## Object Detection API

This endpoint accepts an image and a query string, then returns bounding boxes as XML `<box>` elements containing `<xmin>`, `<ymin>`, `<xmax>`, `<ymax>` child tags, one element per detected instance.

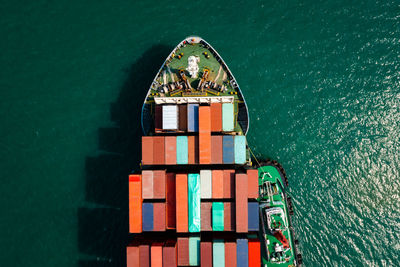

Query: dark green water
<box><xmin>1</xmin><ymin>0</ymin><xmax>399</xmax><ymax>266</ymax></box>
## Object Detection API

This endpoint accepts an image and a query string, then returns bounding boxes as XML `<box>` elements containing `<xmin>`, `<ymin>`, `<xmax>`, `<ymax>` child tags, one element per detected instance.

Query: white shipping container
<box><xmin>162</xmin><ymin>105</ymin><xmax>178</xmax><ymax>130</ymax></box>
<box><xmin>200</xmin><ymin>170</ymin><xmax>212</xmax><ymax>199</ymax></box>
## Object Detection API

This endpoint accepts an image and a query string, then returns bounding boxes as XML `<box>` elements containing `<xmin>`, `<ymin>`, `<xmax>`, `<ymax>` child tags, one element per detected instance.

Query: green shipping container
<box><xmin>213</xmin><ymin>240</ymin><xmax>225</xmax><ymax>266</ymax></box>
<box><xmin>212</xmin><ymin>202</ymin><xmax>224</xmax><ymax>231</ymax></box>
<box><xmin>188</xmin><ymin>173</ymin><xmax>201</xmax><ymax>232</ymax></box>
<box><xmin>222</xmin><ymin>103</ymin><xmax>234</xmax><ymax>132</ymax></box>
<box><xmin>176</xmin><ymin>136</ymin><xmax>188</xmax><ymax>164</ymax></box>
<box><xmin>234</xmin><ymin>135</ymin><xmax>246</xmax><ymax>164</ymax></box>
<box><xmin>189</xmin><ymin>236</ymin><xmax>201</xmax><ymax>266</ymax></box>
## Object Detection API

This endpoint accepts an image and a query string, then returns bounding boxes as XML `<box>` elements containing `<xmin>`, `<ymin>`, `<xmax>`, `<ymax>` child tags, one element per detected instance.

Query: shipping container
<box><xmin>139</xmin><ymin>244</ymin><xmax>150</xmax><ymax>267</ymax></box>
<box><xmin>212</xmin><ymin>202</ymin><xmax>224</xmax><ymax>231</ymax></box>
<box><xmin>210</xmin><ymin>103</ymin><xmax>222</xmax><ymax>132</ymax></box>
<box><xmin>201</xmin><ymin>202</ymin><xmax>212</xmax><ymax>231</ymax></box>
<box><xmin>223</xmin><ymin>136</ymin><xmax>234</xmax><ymax>164</ymax></box>
<box><xmin>188</xmin><ymin>173</ymin><xmax>201</xmax><ymax>232</ymax></box>
<box><xmin>199</xmin><ymin>132</ymin><xmax>211</xmax><ymax>164</ymax></box>
<box><xmin>142</xmin><ymin>203</ymin><xmax>154</xmax><ymax>231</ymax></box>
<box><xmin>199</xmin><ymin>106</ymin><xmax>211</xmax><ymax>132</ymax></box>
<box><xmin>155</xmin><ymin>105</ymin><xmax>162</xmax><ymax>132</ymax></box>
<box><xmin>248</xmin><ymin>239</ymin><xmax>261</xmax><ymax>267</ymax></box>
<box><xmin>189</xmin><ymin>236</ymin><xmax>201</xmax><ymax>266</ymax></box>
<box><xmin>187</xmin><ymin>136</ymin><xmax>199</xmax><ymax>164</ymax></box>
<box><xmin>222</xmin><ymin>103</ymin><xmax>234</xmax><ymax>132</ymax></box>
<box><xmin>177</xmin><ymin>237</ymin><xmax>189</xmax><ymax>266</ymax></box>
<box><xmin>151</xmin><ymin>243</ymin><xmax>163</xmax><ymax>267</ymax></box>
<box><xmin>246</xmin><ymin>169</ymin><xmax>259</xmax><ymax>199</ymax></box>
<box><xmin>212</xmin><ymin>170</ymin><xmax>224</xmax><ymax>199</ymax></box>
<box><xmin>166</xmin><ymin>173</ymin><xmax>176</xmax><ymax>229</ymax></box>
<box><xmin>176</xmin><ymin>136</ymin><xmax>188</xmax><ymax>164</ymax></box>
<box><xmin>234</xmin><ymin>135</ymin><xmax>246</xmax><ymax>164</ymax></box>
<box><xmin>187</xmin><ymin>104</ymin><xmax>199</xmax><ymax>132</ymax></box>
<box><xmin>235</xmin><ymin>174</ymin><xmax>248</xmax><ymax>233</ymax></box>
<box><xmin>127</xmin><ymin>245</ymin><xmax>139</xmax><ymax>267</ymax></box>
<box><xmin>162</xmin><ymin>105</ymin><xmax>178</xmax><ymax>130</ymax></box>
<box><xmin>248</xmin><ymin>202</ymin><xmax>259</xmax><ymax>232</ymax></box>
<box><xmin>200</xmin><ymin>241</ymin><xmax>213</xmax><ymax>267</ymax></box>
<box><xmin>211</xmin><ymin>135</ymin><xmax>223</xmax><ymax>164</ymax></box>
<box><xmin>200</xmin><ymin>170</ymin><xmax>212</xmax><ymax>199</ymax></box>
<box><xmin>225</xmin><ymin>241</ymin><xmax>237</xmax><ymax>267</ymax></box>
<box><xmin>153</xmin><ymin>203</ymin><xmax>166</xmax><ymax>231</ymax></box>
<box><xmin>153</xmin><ymin>136</ymin><xmax>165</xmax><ymax>165</ymax></box>
<box><xmin>236</xmin><ymin>239</ymin><xmax>248</xmax><ymax>267</ymax></box>
<box><xmin>142</xmin><ymin>171</ymin><xmax>153</xmax><ymax>199</ymax></box>
<box><xmin>142</xmin><ymin>137</ymin><xmax>153</xmax><ymax>165</ymax></box>
<box><xmin>213</xmin><ymin>240</ymin><xmax>225</xmax><ymax>266</ymax></box>
<box><xmin>153</xmin><ymin>170</ymin><xmax>166</xmax><ymax>199</ymax></box>
<box><xmin>129</xmin><ymin>175</ymin><xmax>142</xmax><ymax>233</ymax></box>
<box><xmin>165</xmin><ymin>136</ymin><xmax>177</xmax><ymax>165</ymax></box>
<box><xmin>223</xmin><ymin>169</ymin><xmax>235</xmax><ymax>198</ymax></box>
<box><xmin>179</xmin><ymin>104</ymin><xmax>188</xmax><ymax>131</ymax></box>
<box><xmin>176</xmin><ymin>174</ymin><xmax>188</xmax><ymax>232</ymax></box>
<box><xmin>224</xmin><ymin>202</ymin><xmax>235</xmax><ymax>231</ymax></box>
<box><xmin>163</xmin><ymin>241</ymin><xmax>177</xmax><ymax>267</ymax></box>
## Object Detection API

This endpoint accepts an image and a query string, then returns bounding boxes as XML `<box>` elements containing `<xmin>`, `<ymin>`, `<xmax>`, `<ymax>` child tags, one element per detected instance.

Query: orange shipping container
<box><xmin>247</xmin><ymin>169</ymin><xmax>259</xmax><ymax>199</ymax></box>
<box><xmin>129</xmin><ymin>174</ymin><xmax>142</xmax><ymax>233</ymax></box>
<box><xmin>176</xmin><ymin>174</ymin><xmax>188</xmax><ymax>232</ymax></box>
<box><xmin>127</xmin><ymin>245</ymin><xmax>139</xmax><ymax>267</ymax></box>
<box><xmin>210</xmin><ymin>103</ymin><xmax>222</xmax><ymax>132</ymax></box>
<box><xmin>165</xmin><ymin>136</ymin><xmax>177</xmax><ymax>165</ymax></box>
<box><xmin>153</xmin><ymin>136</ymin><xmax>165</xmax><ymax>164</ymax></box>
<box><xmin>212</xmin><ymin>170</ymin><xmax>224</xmax><ymax>199</ymax></box>
<box><xmin>188</xmin><ymin>136</ymin><xmax>199</xmax><ymax>164</ymax></box>
<box><xmin>248</xmin><ymin>239</ymin><xmax>261</xmax><ymax>267</ymax></box>
<box><xmin>151</xmin><ymin>243</ymin><xmax>163</xmax><ymax>267</ymax></box>
<box><xmin>153</xmin><ymin>170</ymin><xmax>166</xmax><ymax>199</ymax></box>
<box><xmin>142</xmin><ymin>137</ymin><xmax>153</xmax><ymax>165</ymax></box>
<box><xmin>199</xmin><ymin>106</ymin><xmax>211</xmax><ymax>164</ymax></box>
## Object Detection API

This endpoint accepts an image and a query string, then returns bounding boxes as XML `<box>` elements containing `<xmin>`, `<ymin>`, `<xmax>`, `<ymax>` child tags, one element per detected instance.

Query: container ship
<box><xmin>127</xmin><ymin>36</ymin><xmax>302</xmax><ymax>266</ymax></box>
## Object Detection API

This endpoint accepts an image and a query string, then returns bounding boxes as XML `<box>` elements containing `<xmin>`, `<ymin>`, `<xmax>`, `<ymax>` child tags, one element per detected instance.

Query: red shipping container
<box><xmin>176</xmin><ymin>174</ymin><xmax>188</xmax><ymax>232</ymax></box>
<box><xmin>212</xmin><ymin>170</ymin><xmax>224</xmax><ymax>199</ymax></box>
<box><xmin>139</xmin><ymin>244</ymin><xmax>150</xmax><ymax>267</ymax></box>
<box><xmin>224</xmin><ymin>202</ymin><xmax>235</xmax><ymax>231</ymax></box>
<box><xmin>211</xmin><ymin>135</ymin><xmax>223</xmax><ymax>164</ymax></box>
<box><xmin>188</xmin><ymin>136</ymin><xmax>199</xmax><ymax>164</ymax></box>
<box><xmin>153</xmin><ymin>170</ymin><xmax>166</xmax><ymax>199</ymax></box>
<box><xmin>127</xmin><ymin>245</ymin><xmax>139</xmax><ymax>267</ymax></box>
<box><xmin>199</xmin><ymin>106</ymin><xmax>211</xmax><ymax>164</ymax></box>
<box><xmin>163</xmin><ymin>241</ymin><xmax>177</xmax><ymax>267</ymax></box>
<box><xmin>200</xmin><ymin>241</ymin><xmax>212</xmax><ymax>267</ymax></box>
<box><xmin>201</xmin><ymin>202</ymin><xmax>212</xmax><ymax>231</ymax></box>
<box><xmin>165</xmin><ymin>136</ymin><xmax>177</xmax><ymax>165</ymax></box>
<box><xmin>166</xmin><ymin>173</ymin><xmax>176</xmax><ymax>229</ymax></box>
<box><xmin>142</xmin><ymin>171</ymin><xmax>153</xmax><ymax>199</ymax></box>
<box><xmin>142</xmin><ymin>137</ymin><xmax>153</xmax><ymax>165</ymax></box>
<box><xmin>210</xmin><ymin>103</ymin><xmax>222</xmax><ymax>132</ymax></box>
<box><xmin>155</xmin><ymin>105</ymin><xmax>162</xmax><ymax>132</ymax></box>
<box><xmin>248</xmin><ymin>239</ymin><xmax>261</xmax><ymax>267</ymax></box>
<box><xmin>153</xmin><ymin>136</ymin><xmax>165</xmax><ymax>164</ymax></box>
<box><xmin>247</xmin><ymin>169</ymin><xmax>259</xmax><ymax>199</ymax></box>
<box><xmin>235</xmin><ymin>173</ymin><xmax>248</xmax><ymax>232</ymax></box>
<box><xmin>129</xmin><ymin>175</ymin><xmax>142</xmax><ymax>233</ymax></box>
<box><xmin>151</xmin><ymin>243</ymin><xmax>163</xmax><ymax>267</ymax></box>
<box><xmin>225</xmin><ymin>241</ymin><xmax>237</xmax><ymax>267</ymax></box>
<box><xmin>177</xmin><ymin>237</ymin><xmax>190</xmax><ymax>266</ymax></box>
<box><xmin>223</xmin><ymin>169</ymin><xmax>235</xmax><ymax>199</ymax></box>
<box><xmin>179</xmin><ymin>104</ymin><xmax>187</xmax><ymax>131</ymax></box>
<box><xmin>153</xmin><ymin>203</ymin><xmax>166</xmax><ymax>231</ymax></box>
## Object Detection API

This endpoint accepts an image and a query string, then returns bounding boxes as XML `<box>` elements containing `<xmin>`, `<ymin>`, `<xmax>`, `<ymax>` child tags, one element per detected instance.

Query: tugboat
<box><xmin>258</xmin><ymin>161</ymin><xmax>303</xmax><ymax>266</ymax></box>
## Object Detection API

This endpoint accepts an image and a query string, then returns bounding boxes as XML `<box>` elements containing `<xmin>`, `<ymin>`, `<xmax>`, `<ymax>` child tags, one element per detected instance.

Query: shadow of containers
<box><xmin>78</xmin><ymin>44</ymin><xmax>173</xmax><ymax>266</ymax></box>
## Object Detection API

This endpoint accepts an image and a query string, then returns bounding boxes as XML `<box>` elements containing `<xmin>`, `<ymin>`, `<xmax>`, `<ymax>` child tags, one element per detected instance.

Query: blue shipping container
<box><xmin>176</xmin><ymin>136</ymin><xmax>188</xmax><ymax>164</ymax></box>
<box><xmin>189</xmin><ymin>236</ymin><xmax>200</xmax><ymax>266</ymax></box>
<box><xmin>237</xmin><ymin>239</ymin><xmax>248</xmax><ymax>267</ymax></box>
<box><xmin>142</xmin><ymin>203</ymin><xmax>153</xmax><ymax>231</ymax></box>
<box><xmin>187</xmin><ymin>104</ymin><xmax>199</xmax><ymax>132</ymax></box>
<box><xmin>213</xmin><ymin>240</ymin><xmax>225</xmax><ymax>266</ymax></box>
<box><xmin>234</xmin><ymin>135</ymin><xmax>246</xmax><ymax>164</ymax></box>
<box><xmin>248</xmin><ymin>202</ymin><xmax>259</xmax><ymax>231</ymax></box>
<box><xmin>223</xmin><ymin>136</ymin><xmax>234</xmax><ymax>164</ymax></box>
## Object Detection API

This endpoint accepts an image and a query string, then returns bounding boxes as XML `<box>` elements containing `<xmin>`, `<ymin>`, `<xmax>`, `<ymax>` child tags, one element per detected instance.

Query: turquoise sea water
<box><xmin>0</xmin><ymin>0</ymin><xmax>399</xmax><ymax>266</ymax></box>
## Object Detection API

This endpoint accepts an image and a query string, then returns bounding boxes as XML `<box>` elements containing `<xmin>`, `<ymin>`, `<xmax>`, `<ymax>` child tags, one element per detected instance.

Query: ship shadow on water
<box><xmin>78</xmin><ymin>44</ymin><xmax>173</xmax><ymax>267</ymax></box>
